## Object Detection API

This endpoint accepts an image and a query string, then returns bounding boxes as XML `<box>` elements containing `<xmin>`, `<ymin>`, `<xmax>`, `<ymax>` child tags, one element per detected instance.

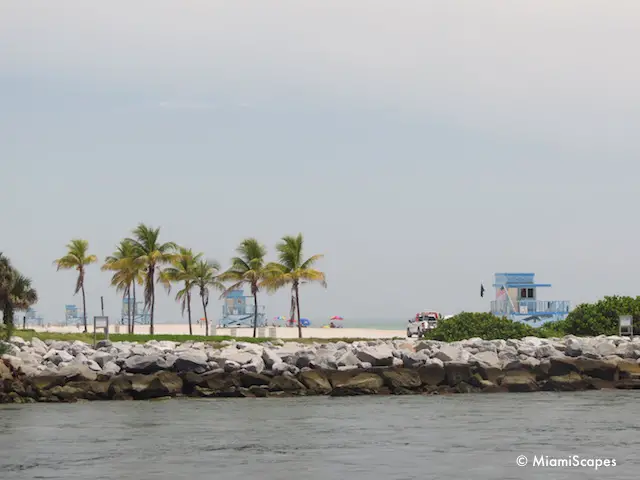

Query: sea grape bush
<box><xmin>425</xmin><ymin>312</ymin><xmax>538</xmax><ymax>342</ymax></box>
<box><xmin>425</xmin><ymin>296</ymin><xmax>640</xmax><ymax>341</ymax></box>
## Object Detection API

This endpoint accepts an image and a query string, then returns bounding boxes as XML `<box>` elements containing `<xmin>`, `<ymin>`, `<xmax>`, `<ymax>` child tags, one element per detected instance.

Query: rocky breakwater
<box><xmin>2</xmin><ymin>335</ymin><xmax>640</xmax><ymax>403</ymax></box>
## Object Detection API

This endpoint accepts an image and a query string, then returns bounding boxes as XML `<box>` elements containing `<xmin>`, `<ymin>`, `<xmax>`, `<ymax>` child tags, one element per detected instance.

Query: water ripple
<box><xmin>1</xmin><ymin>391</ymin><xmax>640</xmax><ymax>479</ymax></box>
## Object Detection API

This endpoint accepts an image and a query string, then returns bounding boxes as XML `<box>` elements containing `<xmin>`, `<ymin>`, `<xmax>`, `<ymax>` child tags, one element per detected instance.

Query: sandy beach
<box><xmin>30</xmin><ymin>323</ymin><xmax>407</xmax><ymax>339</ymax></box>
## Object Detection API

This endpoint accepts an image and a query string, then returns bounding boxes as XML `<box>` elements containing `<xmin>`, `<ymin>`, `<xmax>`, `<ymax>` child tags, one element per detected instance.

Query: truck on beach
<box><xmin>407</xmin><ymin>311</ymin><xmax>442</xmax><ymax>338</ymax></box>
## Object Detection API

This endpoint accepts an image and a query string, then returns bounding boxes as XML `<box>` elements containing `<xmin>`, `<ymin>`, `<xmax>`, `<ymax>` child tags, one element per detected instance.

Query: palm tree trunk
<box><xmin>81</xmin><ymin>283</ymin><xmax>88</xmax><ymax>333</ymax></box>
<box><xmin>253</xmin><ymin>291</ymin><xmax>258</xmax><ymax>338</ymax></box>
<box><xmin>187</xmin><ymin>290</ymin><xmax>193</xmax><ymax>336</ymax></box>
<box><xmin>149</xmin><ymin>267</ymin><xmax>155</xmax><ymax>335</ymax></box>
<box><xmin>295</xmin><ymin>282</ymin><xmax>302</xmax><ymax>339</ymax></box>
<box><xmin>289</xmin><ymin>288</ymin><xmax>296</xmax><ymax>327</ymax></box>
<box><xmin>132</xmin><ymin>283</ymin><xmax>136</xmax><ymax>334</ymax></box>
<box><xmin>150</xmin><ymin>289</ymin><xmax>155</xmax><ymax>335</ymax></box>
<box><xmin>3</xmin><ymin>306</ymin><xmax>14</xmax><ymax>340</ymax></box>
<box><xmin>127</xmin><ymin>283</ymin><xmax>132</xmax><ymax>334</ymax></box>
<box><xmin>202</xmin><ymin>294</ymin><xmax>209</xmax><ymax>337</ymax></box>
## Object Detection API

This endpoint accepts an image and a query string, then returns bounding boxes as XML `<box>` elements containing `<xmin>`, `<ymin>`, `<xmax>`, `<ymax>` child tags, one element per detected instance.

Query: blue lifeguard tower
<box><xmin>219</xmin><ymin>289</ymin><xmax>267</xmax><ymax>327</ymax></box>
<box><xmin>490</xmin><ymin>273</ymin><xmax>570</xmax><ymax>324</ymax></box>
<box><xmin>121</xmin><ymin>297</ymin><xmax>151</xmax><ymax>325</ymax></box>
<box><xmin>64</xmin><ymin>304</ymin><xmax>83</xmax><ymax>325</ymax></box>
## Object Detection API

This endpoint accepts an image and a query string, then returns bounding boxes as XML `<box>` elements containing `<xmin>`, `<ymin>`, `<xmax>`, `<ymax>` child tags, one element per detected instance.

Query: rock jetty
<box><xmin>2</xmin><ymin>335</ymin><xmax>640</xmax><ymax>403</ymax></box>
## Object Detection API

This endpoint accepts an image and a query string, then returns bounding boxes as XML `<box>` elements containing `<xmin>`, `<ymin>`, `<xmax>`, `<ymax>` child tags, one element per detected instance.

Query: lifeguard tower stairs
<box><xmin>490</xmin><ymin>273</ymin><xmax>570</xmax><ymax>324</ymax></box>
<box><xmin>219</xmin><ymin>289</ymin><xmax>266</xmax><ymax>327</ymax></box>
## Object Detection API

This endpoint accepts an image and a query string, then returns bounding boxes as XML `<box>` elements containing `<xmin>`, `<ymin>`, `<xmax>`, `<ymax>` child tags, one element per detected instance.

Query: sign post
<box><xmin>93</xmin><ymin>315</ymin><xmax>109</xmax><ymax>347</ymax></box>
<box><xmin>619</xmin><ymin>315</ymin><xmax>633</xmax><ymax>338</ymax></box>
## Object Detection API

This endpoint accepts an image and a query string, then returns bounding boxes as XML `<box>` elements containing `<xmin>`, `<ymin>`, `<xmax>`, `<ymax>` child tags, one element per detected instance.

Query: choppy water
<box><xmin>1</xmin><ymin>391</ymin><xmax>639</xmax><ymax>480</ymax></box>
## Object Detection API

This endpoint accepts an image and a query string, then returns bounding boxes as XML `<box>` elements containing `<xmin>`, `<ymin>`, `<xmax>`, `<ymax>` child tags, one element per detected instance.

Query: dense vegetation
<box><xmin>424</xmin><ymin>296</ymin><xmax>640</xmax><ymax>342</ymax></box>
<box><xmin>425</xmin><ymin>312</ymin><xmax>538</xmax><ymax>342</ymax></box>
<box><xmin>547</xmin><ymin>295</ymin><xmax>640</xmax><ymax>336</ymax></box>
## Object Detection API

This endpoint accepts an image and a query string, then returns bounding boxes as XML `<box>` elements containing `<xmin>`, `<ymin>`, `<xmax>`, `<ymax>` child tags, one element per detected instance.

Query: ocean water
<box><xmin>1</xmin><ymin>391</ymin><xmax>639</xmax><ymax>480</ymax></box>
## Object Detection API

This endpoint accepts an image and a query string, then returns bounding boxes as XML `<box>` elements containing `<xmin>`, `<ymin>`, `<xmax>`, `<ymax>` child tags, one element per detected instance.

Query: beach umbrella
<box><xmin>330</xmin><ymin>316</ymin><xmax>344</xmax><ymax>320</ymax></box>
<box><xmin>300</xmin><ymin>318</ymin><xmax>311</xmax><ymax>327</ymax></box>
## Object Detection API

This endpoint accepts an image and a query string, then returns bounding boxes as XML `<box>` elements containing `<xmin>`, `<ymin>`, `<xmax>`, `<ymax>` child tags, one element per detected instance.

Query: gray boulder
<box><xmin>595</xmin><ymin>341</ymin><xmax>617</xmax><ymax>357</ymax></box>
<box><xmin>30</xmin><ymin>337</ymin><xmax>48</xmax><ymax>355</ymax></box>
<box><xmin>223</xmin><ymin>360</ymin><xmax>242</xmax><ymax>372</ymax></box>
<box><xmin>471</xmin><ymin>351</ymin><xmax>501</xmax><ymax>369</ymax></box>
<box><xmin>43</xmin><ymin>349</ymin><xmax>74</xmax><ymax>365</ymax></box>
<box><xmin>401</xmin><ymin>351</ymin><xmax>429</xmax><ymax>368</ymax></box>
<box><xmin>261</xmin><ymin>348</ymin><xmax>281</xmax><ymax>368</ymax></box>
<box><xmin>242</xmin><ymin>357</ymin><xmax>265</xmax><ymax>374</ymax></box>
<box><xmin>564</xmin><ymin>338</ymin><xmax>583</xmax><ymax>357</ymax></box>
<box><xmin>2</xmin><ymin>355</ymin><xmax>23</xmax><ymax>371</ymax></box>
<box><xmin>57</xmin><ymin>364</ymin><xmax>98</xmax><ymax>382</ymax></box>
<box><xmin>91</xmin><ymin>351</ymin><xmax>114</xmax><ymax>368</ymax></box>
<box><xmin>17</xmin><ymin>351</ymin><xmax>42</xmax><ymax>365</ymax></box>
<box><xmin>535</xmin><ymin>345</ymin><xmax>561</xmax><ymax>358</ymax></box>
<box><xmin>222</xmin><ymin>351</ymin><xmax>256</xmax><ymax>366</ymax></box>
<box><xmin>9</xmin><ymin>336</ymin><xmax>27</xmax><ymax>347</ymax></box>
<box><xmin>356</xmin><ymin>345</ymin><xmax>395</xmax><ymax>366</ymax></box>
<box><xmin>271</xmin><ymin>362</ymin><xmax>289</xmax><ymax>374</ymax></box>
<box><xmin>124</xmin><ymin>354</ymin><xmax>171</xmax><ymax>374</ymax></box>
<box><xmin>433</xmin><ymin>345</ymin><xmax>470</xmax><ymax>363</ymax></box>
<box><xmin>49</xmin><ymin>341</ymin><xmax>71</xmax><ymax>351</ymax></box>
<box><xmin>336</xmin><ymin>351</ymin><xmax>360</xmax><ymax>367</ymax></box>
<box><xmin>173</xmin><ymin>351</ymin><xmax>209</xmax><ymax>373</ymax></box>
<box><xmin>613</xmin><ymin>343</ymin><xmax>640</xmax><ymax>359</ymax></box>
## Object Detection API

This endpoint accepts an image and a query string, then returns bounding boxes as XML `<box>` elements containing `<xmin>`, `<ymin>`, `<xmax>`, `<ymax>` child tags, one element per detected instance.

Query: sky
<box><xmin>1</xmin><ymin>1</ymin><xmax>640</xmax><ymax>326</ymax></box>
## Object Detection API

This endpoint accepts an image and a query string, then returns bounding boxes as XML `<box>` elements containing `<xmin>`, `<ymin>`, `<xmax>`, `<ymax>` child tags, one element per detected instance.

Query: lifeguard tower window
<box><xmin>520</xmin><ymin>288</ymin><xmax>535</xmax><ymax>298</ymax></box>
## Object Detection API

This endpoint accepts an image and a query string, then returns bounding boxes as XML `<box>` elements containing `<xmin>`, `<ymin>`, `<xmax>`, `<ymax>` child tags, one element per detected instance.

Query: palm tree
<box><xmin>102</xmin><ymin>240</ymin><xmax>145</xmax><ymax>334</ymax></box>
<box><xmin>265</xmin><ymin>234</ymin><xmax>326</xmax><ymax>338</ymax></box>
<box><xmin>1</xmin><ymin>253</ymin><xmax>38</xmax><ymax>339</ymax></box>
<box><xmin>220</xmin><ymin>238</ymin><xmax>268</xmax><ymax>338</ymax></box>
<box><xmin>0</xmin><ymin>253</ymin><xmax>12</xmax><ymax>314</ymax></box>
<box><xmin>192</xmin><ymin>259</ymin><xmax>225</xmax><ymax>336</ymax></box>
<box><xmin>3</xmin><ymin>273</ymin><xmax>38</xmax><ymax>335</ymax></box>
<box><xmin>54</xmin><ymin>239</ymin><xmax>97</xmax><ymax>333</ymax></box>
<box><xmin>126</xmin><ymin>224</ymin><xmax>177</xmax><ymax>335</ymax></box>
<box><xmin>159</xmin><ymin>247</ymin><xmax>202</xmax><ymax>335</ymax></box>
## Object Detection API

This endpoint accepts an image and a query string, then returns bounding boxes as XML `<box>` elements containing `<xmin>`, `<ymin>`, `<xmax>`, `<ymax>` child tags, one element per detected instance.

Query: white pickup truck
<box><xmin>407</xmin><ymin>311</ymin><xmax>442</xmax><ymax>338</ymax></box>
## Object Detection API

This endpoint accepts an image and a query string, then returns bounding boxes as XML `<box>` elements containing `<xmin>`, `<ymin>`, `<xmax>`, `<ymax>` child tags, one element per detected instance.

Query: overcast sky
<box><xmin>1</xmin><ymin>1</ymin><xmax>639</xmax><ymax>326</ymax></box>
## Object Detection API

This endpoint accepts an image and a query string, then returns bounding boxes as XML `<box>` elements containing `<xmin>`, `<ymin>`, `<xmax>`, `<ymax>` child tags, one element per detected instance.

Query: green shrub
<box><xmin>0</xmin><ymin>341</ymin><xmax>9</xmax><ymax>356</ymax></box>
<box><xmin>561</xmin><ymin>295</ymin><xmax>640</xmax><ymax>336</ymax></box>
<box><xmin>425</xmin><ymin>312</ymin><xmax>538</xmax><ymax>342</ymax></box>
<box><xmin>536</xmin><ymin>319</ymin><xmax>568</xmax><ymax>338</ymax></box>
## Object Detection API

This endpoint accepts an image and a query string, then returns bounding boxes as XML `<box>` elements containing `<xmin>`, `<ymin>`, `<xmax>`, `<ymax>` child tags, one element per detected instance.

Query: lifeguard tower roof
<box><xmin>490</xmin><ymin>272</ymin><xmax>570</xmax><ymax>324</ymax></box>
<box><xmin>493</xmin><ymin>273</ymin><xmax>551</xmax><ymax>288</ymax></box>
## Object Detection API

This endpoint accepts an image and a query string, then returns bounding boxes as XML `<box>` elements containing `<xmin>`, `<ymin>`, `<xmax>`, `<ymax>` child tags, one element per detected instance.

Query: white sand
<box><xmin>30</xmin><ymin>323</ymin><xmax>406</xmax><ymax>339</ymax></box>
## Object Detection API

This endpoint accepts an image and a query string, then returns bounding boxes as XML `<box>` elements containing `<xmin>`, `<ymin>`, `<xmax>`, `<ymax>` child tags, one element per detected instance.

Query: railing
<box><xmin>222</xmin><ymin>304</ymin><xmax>266</xmax><ymax>316</ymax></box>
<box><xmin>491</xmin><ymin>300</ymin><xmax>571</xmax><ymax>316</ymax></box>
